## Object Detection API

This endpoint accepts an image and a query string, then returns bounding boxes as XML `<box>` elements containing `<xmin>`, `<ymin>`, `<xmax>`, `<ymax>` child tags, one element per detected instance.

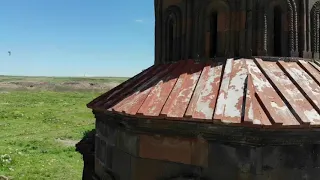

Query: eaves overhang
<box><xmin>88</xmin><ymin>57</ymin><xmax>320</xmax><ymax>129</ymax></box>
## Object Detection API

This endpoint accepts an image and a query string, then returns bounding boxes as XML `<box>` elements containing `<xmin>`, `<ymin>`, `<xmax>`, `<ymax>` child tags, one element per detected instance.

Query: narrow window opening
<box><xmin>168</xmin><ymin>19</ymin><xmax>174</xmax><ymax>61</ymax></box>
<box><xmin>311</xmin><ymin>11</ymin><xmax>315</xmax><ymax>53</ymax></box>
<box><xmin>210</xmin><ymin>12</ymin><xmax>218</xmax><ymax>58</ymax></box>
<box><xmin>316</xmin><ymin>10</ymin><xmax>320</xmax><ymax>53</ymax></box>
<box><xmin>273</xmin><ymin>6</ymin><xmax>282</xmax><ymax>56</ymax></box>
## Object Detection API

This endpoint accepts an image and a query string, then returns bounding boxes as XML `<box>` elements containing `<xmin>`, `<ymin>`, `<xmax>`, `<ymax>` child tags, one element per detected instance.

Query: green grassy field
<box><xmin>0</xmin><ymin>75</ymin><xmax>128</xmax><ymax>83</ymax></box>
<box><xmin>0</xmin><ymin>76</ymin><xmax>127</xmax><ymax>180</ymax></box>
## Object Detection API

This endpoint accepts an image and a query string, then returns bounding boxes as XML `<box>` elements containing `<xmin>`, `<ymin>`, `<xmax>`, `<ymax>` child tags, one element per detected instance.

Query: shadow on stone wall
<box><xmin>76</xmin><ymin>129</ymin><xmax>96</xmax><ymax>180</ymax></box>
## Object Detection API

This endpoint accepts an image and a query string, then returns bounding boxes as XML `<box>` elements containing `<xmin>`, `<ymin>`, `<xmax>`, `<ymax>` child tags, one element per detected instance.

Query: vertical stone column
<box><xmin>179</xmin><ymin>3</ymin><xmax>185</xmax><ymax>61</ymax></box>
<box><xmin>182</xmin><ymin>5</ymin><xmax>186</xmax><ymax>60</ymax></box>
<box><xmin>286</xmin><ymin>0</ymin><xmax>295</xmax><ymax>57</ymax></box>
<box><xmin>315</xmin><ymin>12</ymin><xmax>320</xmax><ymax>59</ymax></box>
<box><xmin>199</xmin><ymin>5</ymin><xmax>207</xmax><ymax>60</ymax></box>
<box><xmin>257</xmin><ymin>6</ymin><xmax>267</xmax><ymax>56</ymax></box>
<box><xmin>219</xmin><ymin>11</ymin><xmax>231</xmax><ymax>57</ymax></box>
<box><xmin>154</xmin><ymin>0</ymin><xmax>162</xmax><ymax>64</ymax></box>
<box><xmin>303</xmin><ymin>0</ymin><xmax>312</xmax><ymax>58</ymax></box>
<box><xmin>154</xmin><ymin>1</ymin><xmax>158</xmax><ymax>64</ymax></box>
<box><xmin>292</xmin><ymin>0</ymin><xmax>299</xmax><ymax>56</ymax></box>
<box><xmin>176</xmin><ymin>9</ymin><xmax>182</xmax><ymax>62</ymax></box>
<box><xmin>264</xmin><ymin>13</ymin><xmax>268</xmax><ymax>55</ymax></box>
<box><xmin>287</xmin><ymin>0</ymin><xmax>299</xmax><ymax>57</ymax></box>
<box><xmin>308</xmin><ymin>2</ymin><xmax>312</xmax><ymax>59</ymax></box>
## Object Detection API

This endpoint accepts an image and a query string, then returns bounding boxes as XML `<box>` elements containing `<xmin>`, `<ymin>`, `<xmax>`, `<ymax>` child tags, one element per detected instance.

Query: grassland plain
<box><xmin>0</xmin><ymin>76</ymin><xmax>127</xmax><ymax>180</ymax></box>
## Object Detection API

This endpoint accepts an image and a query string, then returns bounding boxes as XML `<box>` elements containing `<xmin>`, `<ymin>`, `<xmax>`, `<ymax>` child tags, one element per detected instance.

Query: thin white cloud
<box><xmin>134</xmin><ymin>19</ymin><xmax>144</xmax><ymax>23</ymax></box>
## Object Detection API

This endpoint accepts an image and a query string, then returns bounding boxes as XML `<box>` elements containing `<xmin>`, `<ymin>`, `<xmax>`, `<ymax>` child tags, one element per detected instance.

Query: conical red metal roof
<box><xmin>87</xmin><ymin>58</ymin><xmax>320</xmax><ymax>128</ymax></box>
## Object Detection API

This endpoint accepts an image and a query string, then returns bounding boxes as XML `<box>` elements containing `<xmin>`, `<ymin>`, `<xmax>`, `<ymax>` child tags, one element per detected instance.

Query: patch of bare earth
<box><xmin>0</xmin><ymin>80</ymin><xmax>120</xmax><ymax>92</ymax></box>
<box><xmin>0</xmin><ymin>175</ymin><xmax>11</xmax><ymax>180</ymax></box>
<box><xmin>56</xmin><ymin>138</ymin><xmax>79</xmax><ymax>147</ymax></box>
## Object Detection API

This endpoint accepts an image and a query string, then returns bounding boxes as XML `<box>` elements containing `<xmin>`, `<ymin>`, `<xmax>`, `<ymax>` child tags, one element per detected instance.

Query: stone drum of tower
<box><xmin>154</xmin><ymin>0</ymin><xmax>320</xmax><ymax>64</ymax></box>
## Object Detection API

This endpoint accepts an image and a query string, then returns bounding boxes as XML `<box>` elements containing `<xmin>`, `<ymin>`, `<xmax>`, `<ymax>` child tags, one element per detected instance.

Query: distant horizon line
<box><xmin>0</xmin><ymin>74</ymin><xmax>129</xmax><ymax>78</ymax></box>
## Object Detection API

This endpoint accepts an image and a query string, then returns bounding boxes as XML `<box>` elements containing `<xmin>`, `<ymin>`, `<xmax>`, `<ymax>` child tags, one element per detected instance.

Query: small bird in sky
<box><xmin>8</xmin><ymin>51</ymin><xmax>11</xmax><ymax>56</ymax></box>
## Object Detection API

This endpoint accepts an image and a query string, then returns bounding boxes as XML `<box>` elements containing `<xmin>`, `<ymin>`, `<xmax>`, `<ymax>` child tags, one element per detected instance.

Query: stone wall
<box><xmin>94</xmin><ymin>116</ymin><xmax>320</xmax><ymax>180</ymax></box>
<box><xmin>154</xmin><ymin>0</ymin><xmax>320</xmax><ymax>64</ymax></box>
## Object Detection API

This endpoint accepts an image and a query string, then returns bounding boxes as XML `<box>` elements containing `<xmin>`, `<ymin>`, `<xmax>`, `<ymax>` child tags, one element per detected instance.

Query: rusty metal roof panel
<box><xmin>185</xmin><ymin>61</ymin><xmax>223</xmax><ymax>121</ymax></box>
<box><xmin>88</xmin><ymin>58</ymin><xmax>320</xmax><ymax>128</ymax></box>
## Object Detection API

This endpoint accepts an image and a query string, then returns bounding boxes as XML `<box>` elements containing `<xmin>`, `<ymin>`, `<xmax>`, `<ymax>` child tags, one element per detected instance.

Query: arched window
<box><xmin>203</xmin><ymin>1</ymin><xmax>230</xmax><ymax>59</ymax></box>
<box><xmin>273</xmin><ymin>6</ymin><xmax>282</xmax><ymax>56</ymax></box>
<box><xmin>163</xmin><ymin>6</ymin><xmax>182</xmax><ymax>63</ymax></box>
<box><xmin>209</xmin><ymin>12</ymin><xmax>218</xmax><ymax>58</ymax></box>
<box><xmin>264</xmin><ymin>0</ymin><xmax>292</xmax><ymax>57</ymax></box>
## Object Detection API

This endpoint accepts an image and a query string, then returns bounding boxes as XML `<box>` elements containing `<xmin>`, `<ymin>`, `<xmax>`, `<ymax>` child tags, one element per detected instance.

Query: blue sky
<box><xmin>0</xmin><ymin>0</ymin><xmax>154</xmax><ymax>77</ymax></box>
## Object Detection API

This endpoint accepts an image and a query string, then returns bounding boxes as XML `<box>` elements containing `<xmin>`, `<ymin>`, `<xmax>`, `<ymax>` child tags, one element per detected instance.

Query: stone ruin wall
<box><xmin>93</xmin><ymin>116</ymin><xmax>320</xmax><ymax>180</ymax></box>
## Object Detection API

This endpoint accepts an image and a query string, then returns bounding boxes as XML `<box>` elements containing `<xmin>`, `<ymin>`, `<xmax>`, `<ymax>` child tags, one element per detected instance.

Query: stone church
<box><xmin>77</xmin><ymin>0</ymin><xmax>320</xmax><ymax>180</ymax></box>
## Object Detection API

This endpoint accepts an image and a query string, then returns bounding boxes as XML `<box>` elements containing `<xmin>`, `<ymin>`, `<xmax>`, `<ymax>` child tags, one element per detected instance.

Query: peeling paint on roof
<box><xmin>88</xmin><ymin>58</ymin><xmax>320</xmax><ymax>128</ymax></box>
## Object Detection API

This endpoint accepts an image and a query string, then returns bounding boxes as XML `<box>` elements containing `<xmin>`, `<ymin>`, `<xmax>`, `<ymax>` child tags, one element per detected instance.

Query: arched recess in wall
<box><xmin>266</xmin><ymin>0</ymin><xmax>291</xmax><ymax>57</ymax></box>
<box><xmin>163</xmin><ymin>6</ymin><xmax>182</xmax><ymax>63</ymax></box>
<box><xmin>196</xmin><ymin>0</ymin><xmax>230</xmax><ymax>59</ymax></box>
<box><xmin>206</xmin><ymin>1</ymin><xmax>230</xmax><ymax>58</ymax></box>
<box><xmin>311</xmin><ymin>1</ymin><xmax>320</xmax><ymax>58</ymax></box>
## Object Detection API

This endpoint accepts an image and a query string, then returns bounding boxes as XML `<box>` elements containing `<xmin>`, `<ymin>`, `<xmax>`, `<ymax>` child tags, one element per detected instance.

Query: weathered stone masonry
<box><xmin>154</xmin><ymin>0</ymin><xmax>320</xmax><ymax>64</ymax></box>
<box><xmin>93</xmin><ymin>113</ymin><xmax>320</xmax><ymax>180</ymax></box>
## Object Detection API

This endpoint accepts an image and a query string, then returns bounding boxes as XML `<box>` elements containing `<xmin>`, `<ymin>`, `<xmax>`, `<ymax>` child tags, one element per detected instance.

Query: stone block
<box><xmin>130</xmin><ymin>156</ymin><xmax>199</xmax><ymax>180</ymax></box>
<box><xmin>138</xmin><ymin>134</ymin><xmax>208</xmax><ymax>167</ymax></box>
<box><xmin>303</xmin><ymin>51</ymin><xmax>312</xmax><ymax>58</ymax></box>
<box><xmin>290</xmin><ymin>51</ymin><xmax>300</xmax><ymax>57</ymax></box>
<box><xmin>116</xmin><ymin>130</ymin><xmax>139</xmax><ymax>156</ymax></box>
